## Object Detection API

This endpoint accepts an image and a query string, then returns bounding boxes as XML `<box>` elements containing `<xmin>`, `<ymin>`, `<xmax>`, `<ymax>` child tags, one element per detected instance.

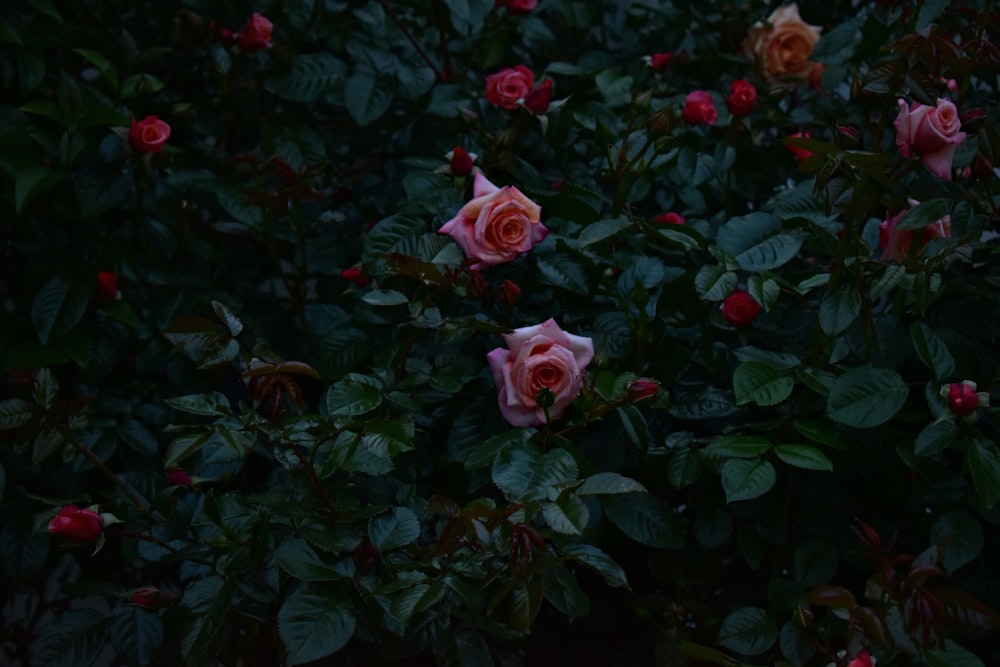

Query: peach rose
<box><xmin>744</xmin><ymin>4</ymin><xmax>822</xmax><ymax>83</ymax></box>
<box><xmin>893</xmin><ymin>98</ymin><xmax>967</xmax><ymax>180</ymax></box>
<box><xmin>439</xmin><ymin>172</ymin><xmax>547</xmax><ymax>268</ymax></box>
<box><xmin>487</xmin><ymin>319</ymin><xmax>594</xmax><ymax>427</ymax></box>
<box><xmin>879</xmin><ymin>199</ymin><xmax>951</xmax><ymax>261</ymax></box>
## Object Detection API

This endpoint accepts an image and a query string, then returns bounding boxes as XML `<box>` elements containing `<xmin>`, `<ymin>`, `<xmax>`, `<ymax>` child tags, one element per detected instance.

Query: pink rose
<box><xmin>523</xmin><ymin>79</ymin><xmax>553</xmax><ymax>114</ymax></box>
<box><xmin>487</xmin><ymin>319</ymin><xmax>594</xmax><ymax>426</ymax></box>
<box><xmin>439</xmin><ymin>171</ymin><xmax>547</xmax><ymax>268</ymax></box>
<box><xmin>485</xmin><ymin>66</ymin><xmax>536</xmax><ymax>110</ymax></box>
<box><xmin>236</xmin><ymin>13</ymin><xmax>273</xmax><ymax>53</ymax></box>
<box><xmin>894</xmin><ymin>98</ymin><xmax>967</xmax><ymax>180</ymax></box>
<box><xmin>48</xmin><ymin>505</ymin><xmax>104</xmax><ymax>542</ymax></box>
<box><xmin>879</xmin><ymin>199</ymin><xmax>951</xmax><ymax>261</ymax></box>
<box><xmin>682</xmin><ymin>91</ymin><xmax>717</xmax><ymax>126</ymax></box>
<box><xmin>846</xmin><ymin>650</ymin><xmax>872</xmax><ymax>667</ymax></box>
<box><xmin>128</xmin><ymin>115</ymin><xmax>170</xmax><ymax>154</ymax></box>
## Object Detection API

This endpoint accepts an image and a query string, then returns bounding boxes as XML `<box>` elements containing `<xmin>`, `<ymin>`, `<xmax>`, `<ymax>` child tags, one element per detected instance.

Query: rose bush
<box><xmin>3</xmin><ymin>0</ymin><xmax>1000</xmax><ymax>665</ymax></box>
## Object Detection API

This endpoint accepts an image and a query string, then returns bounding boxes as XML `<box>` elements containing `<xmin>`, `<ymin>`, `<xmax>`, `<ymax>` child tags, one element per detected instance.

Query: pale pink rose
<box><xmin>439</xmin><ymin>171</ymin><xmax>547</xmax><ymax>268</ymax></box>
<box><xmin>487</xmin><ymin>319</ymin><xmax>594</xmax><ymax>427</ymax></box>
<box><xmin>894</xmin><ymin>98</ymin><xmax>967</xmax><ymax>180</ymax></box>
<box><xmin>744</xmin><ymin>3</ymin><xmax>822</xmax><ymax>83</ymax></box>
<box><xmin>879</xmin><ymin>198</ymin><xmax>951</xmax><ymax>261</ymax></box>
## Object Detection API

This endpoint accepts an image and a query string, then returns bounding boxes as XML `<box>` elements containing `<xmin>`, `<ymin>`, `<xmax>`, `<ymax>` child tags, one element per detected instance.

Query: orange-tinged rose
<box><xmin>745</xmin><ymin>4</ymin><xmax>822</xmax><ymax>83</ymax></box>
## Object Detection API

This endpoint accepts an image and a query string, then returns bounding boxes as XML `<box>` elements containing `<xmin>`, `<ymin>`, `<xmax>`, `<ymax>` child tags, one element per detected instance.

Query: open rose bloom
<box><xmin>487</xmin><ymin>319</ymin><xmax>594</xmax><ymax>427</ymax></box>
<box><xmin>894</xmin><ymin>98</ymin><xmax>967</xmax><ymax>180</ymax></box>
<box><xmin>744</xmin><ymin>3</ymin><xmax>822</xmax><ymax>84</ymax></box>
<box><xmin>439</xmin><ymin>171</ymin><xmax>547</xmax><ymax>267</ymax></box>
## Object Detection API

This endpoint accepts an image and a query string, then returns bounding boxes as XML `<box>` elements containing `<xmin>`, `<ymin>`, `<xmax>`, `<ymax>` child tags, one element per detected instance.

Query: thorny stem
<box><xmin>377</xmin><ymin>0</ymin><xmax>445</xmax><ymax>81</ymax></box>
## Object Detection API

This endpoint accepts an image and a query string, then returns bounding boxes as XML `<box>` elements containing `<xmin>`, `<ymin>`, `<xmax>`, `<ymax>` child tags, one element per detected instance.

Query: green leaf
<box><xmin>15</xmin><ymin>166</ymin><xmax>67</xmax><ymax>215</ymax></box>
<box><xmin>910</xmin><ymin>322</ymin><xmax>955</xmax><ymax>381</ymax></box>
<box><xmin>706</xmin><ymin>436</ymin><xmax>772</xmax><ymax>458</ymax></box>
<box><xmin>211</xmin><ymin>301</ymin><xmax>243</xmax><ymax>337</ymax></box>
<box><xmin>0</xmin><ymin>520</ymin><xmax>49</xmax><ymax>578</ymax></box>
<box><xmin>931</xmin><ymin>511</ymin><xmax>984</xmax><ymax>574</ymax></box>
<box><xmin>560</xmin><ymin>543</ymin><xmax>629</xmax><ymax>589</ymax></box>
<box><xmin>535</xmin><ymin>253</ymin><xmax>590</xmax><ymax>294</ymax></box>
<box><xmin>276</xmin><ymin>539</ymin><xmax>355</xmax><ymax>581</ymax></box>
<box><xmin>966</xmin><ymin>438</ymin><xmax>1000</xmax><ymax>509</ymax></box>
<box><xmin>774</xmin><ymin>444</ymin><xmax>833</xmax><ymax>471</ymax></box>
<box><xmin>542</xmin><ymin>493</ymin><xmax>590</xmax><ymax>534</ymax></box>
<box><xmin>491</xmin><ymin>441</ymin><xmax>578</xmax><ymax>502</ymax></box>
<box><xmin>316</xmin><ymin>327</ymin><xmax>369</xmax><ymax>378</ymax></box>
<box><xmin>31</xmin><ymin>277</ymin><xmax>90</xmax><ymax>344</ymax></box>
<box><xmin>33</xmin><ymin>608</ymin><xmax>107</xmax><ymax>667</ymax></box>
<box><xmin>915</xmin><ymin>419</ymin><xmax>959</xmax><ymax>457</ymax></box>
<box><xmin>747</xmin><ymin>275</ymin><xmax>781</xmax><ymax>311</ymax></box>
<box><xmin>870</xmin><ymin>264</ymin><xmax>907</xmax><ymax>301</ymax></box>
<box><xmin>109</xmin><ymin>605</ymin><xmax>163</xmax><ymax>667</ymax></box>
<box><xmin>361</xmin><ymin>417</ymin><xmax>415</xmax><ymax>458</ymax></box>
<box><xmin>0</xmin><ymin>398</ymin><xmax>33</xmax><ymax>430</ymax></box>
<box><xmin>579</xmin><ymin>217</ymin><xmax>631</xmax><ymax>246</ymax></box>
<box><xmin>717</xmin><ymin>606</ymin><xmax>778</xmax><ymax>656</ymax></box>
<box><xmin>444</xmin><ymin>0</ymin><xmax>494</xmax><ymax>34</ymax></box>
<box><xmin>733</xmin><ymin>361</ymin><xmax>794</xmax><ymax>407</ymax></box>
<box><xmin>541</xmin><ymin>564</ymin><xmax>591</xmax><ymax>621</ymax></box>
<box><xmin>925</xmin><ymin>640</ymin><xmax>985</xmax><ymax>667</ymax></box>
<box><xmin>695</xmin><ymin>265</ymin><xmax>738</xmax><ymax>302</ymax></box>
<box><xmin>368</xmin><ymin>507</ymin><xmax>420</xmax><ymax>551</ymax></box>
<box><xmin>181</xmin><ymin>577</ymin><xmax>234</xmax><ymax>662</ymax></box>
<box><xmin>120</xmin><ymin>418</ymin><xmax>158</xmax><ymax>456</ymax></box>
<box><xmin>721</xmin><ymin>458</ymin><xmax>776</xmax><ymax>503</ymax></box>
<box><xmin>779</xmin><ymin>621</ymin><xmax>816</xmax><ymax>667</ymax></box>
<box><xmin>266</xmin><ymin>53</ymin><xmax>344</xmax><ymax>102</ymax></box>
<box><xmin>576</xmin><ymin>472</ymin><xmax>646</xmax><ymax>495</ymax></box>
<box><xmin>434</xmin><ymin>628</ymin><xmax>493</xmax><ymax>667</ymax></box>
<box><xmin>792</xmin><ymin>538</ymin><xmax>838</xmax><ymax>587</ymax></box>
<box><xmin>216</xmin><ymin>187</ymin><xmax>262</xmax><ymax>227</ymax></box>
<box><xmin>827</xmin><ymin>366</ymin><xmax>909</xmax><ymax>429</ymax></box>
<box><xmin>325</xmin><ymin>376</ymin><xmax>382</xmax><ymax>417</ymax></box>
<box><xmin>508</xmin><ymin>577</ymin><xmax>544</xmax><ymax>633</ymax></box>
<box><xmin>278</xmin><ymin>585</ymin><xmax>356</xmax><ymax>665</ymax></box>
<box><xmin>390</xmin><ymin>582</ymin><xmax>446</xmax><ymax>625</ymax></box>
<box><xmin>345</xmin><ymin>65</ymin><xmax>395</xmax><ymax>126</ymax></box>
<box><xmin>73</xmin><ymin>48</ymin><xmax>119</xmax><ymax>90</ymax></box>
<box><xmin>793</xmin><ymin>419</ymin><xmax>848</xmax><ymax>449</ymax></box>
<box><xmin>165</xmin><ymin>431</ymin><xmax>210</xmax><ymax>469</ymax></box>
<box><xmin>716</xmin><ymin>212</ymin><xmax>804</xmax><ymax>271</ymax></box>
<box><xmin>894</xmin><ymin>198</ymin><xmax>953</xmax><ymax>231</ymax></box>
<box><xmin>362</xmin><ymin>289</ymin><xmax>409</xmax><ymax>306</ymax></box>
<box><xmin>165</xmin><ymin>392</ymin><xmax>231</xmax><ymax>417</ymax></box>
<box><xmin>819</xmin><ymin>287</ymin><xmax>862</xmax><ymax>336</ymax></box>
<box><xmin>602</xmin><ymin>492</ymin><xmax>683</xmax><ymax>549</ymax></box>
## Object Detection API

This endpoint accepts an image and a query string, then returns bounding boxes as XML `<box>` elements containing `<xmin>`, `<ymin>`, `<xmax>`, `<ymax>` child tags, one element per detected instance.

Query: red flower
<box><xmin>485</xmin><ymin>66</ymin><xmax>535</xmax><ymax>110</ymax></box>
<box><xmin>128</xmin><ymin>116</ymin><xmax>170</xmax><ymax>154</ymax></box>
<box><xmin>496</xmin><ymin>0</ymin><xmax>538</xmax><ymax>13</ymax></box>
<box><xmin>166</xmin><ymin>468</ymin><xmax>192</xmax><ymax>487</ymax></box>
<box><xmin>682</xmin><ymin>91</ymin><xmax>718</xmax><ymax>126</ymax></box>
<box><xmin>523</xmin><ymin>79</ymin><xmax>553</xmax><ymax>114</ymax></box>
<box><xmin>236</xmin><ymin>13</ymin><xmax>273</xmax><ymax>53</ymax></box>
<box><xmin>847</xmin><ymin>650</ymin><xmax>873</xmax><ymax>667</ymax></box>
<box><xmin>449</xmin><ymin>147</ymin><xmax>475</xmax><ymax>177</ymax></box>
<box><xmin>786</xmin><ymin>131</ymin><xmax>813</xmax><ymax>160</ymax></box>
<box><xmin>726</xmin><ymin>80</ymin><xmax>757</xmax><ymax>116</ymax></box>
<box><xmin>341</xmin><ymin>267</ymin><xmax>372</xmax><ymax>287</ymax></box>
<box><xmin>653</xmin><ymin>212</ymin><xmax>685</xmax><ymax>225</ymax></box>
<box><xmin>946</xmin><ymin>382</ymin><xmax>982</xmax><ymax>417</ymax></box>
<box><xmin>96</xmin><ymin>272</ymin><xmax>118</xmax><ymax>300</ymax></box>
<box><xmin>627</xmin><ymin>378</ymin><xmax>660</xmax><ymax>403</ymax></box>
<box><xmin>721</xmin><ymin>290</ymin><xmax>761</xmax><ymax>327</ymax></box>
<box><xmin>48</xmin><ymin>505</ymin><xmax>104</xmax><ymax>542</ymax></box>
<box><xmin>498</xmin><ymin>279</ymin><xmax>522</xmax><ymax>305</ymax></box>
<box><xmin>648</xmin><ymin>52</ymin><xmax>673</xmax><ymax>71</ymax></box>
<box><xmin>129</xmin><ymin>586</ymin><xmax>162</xmax><ymax>610</ymax></box>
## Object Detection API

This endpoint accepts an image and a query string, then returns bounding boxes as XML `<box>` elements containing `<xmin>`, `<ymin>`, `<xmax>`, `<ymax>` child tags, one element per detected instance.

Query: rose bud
<box><xmin>681</xmin><ymin>90</ymin><xmax>717</xmax><ymax>126</ymax></box>
<box><xmin>523</xmin><ymin>79</ymin><xmax>553</xmax><ymax>115</ymax></box>
<box><xmin>498</xmin><ymin>279</ymin><xmax>522</xmax><ymax>305</ymax></box>
<box><xmin>942</xmin><ymin>380</ymin><xmax>989</xmax><ymax>418</ymax></box>
<box><xmin>786</xmin><ymin>131</ymin><xmax>813</xmax><ymax>161</ymax></box>
<box><xmin>341</xmin><ymin>267</ymin><xmax>372</xmax><ymax>287</ymax></box>
<box><xmin>129</xmin><ymin>586</ymin><xmax>162</xmax><ymax>610</ymax></box>
<box><xmin>48</xmin><ymin>505</ymin><xmax>104</xmax><ymax>542</ymax></box>
<box><xmin>726</xmin><ymin>80</ymin><xmax>757</xmax><ymax>116</ymax></box>
<box><xmin>627</xmin><ymin>378</ymin><xmax>660</xmax><ymax>403</ymax></box>
<box><xmin>653</xmin><ymin>212</ymin><xmax>685</xmax><ymax>225</ymax></box>
<box><xmin>236</xmin><ymin>13</ymin><xmax>273</xmax><ymax>52</ymax></box>
<box><xmin>847</xmin><ymin>650</ymin><xmax>873</xmax><ymax>667</ymax></box>
<box><xmin>166</xmin><ymin>468</ymin><xmax>192</xmax><ymax>487</ymax></box>
<box><xmin>448</xmin><ymin>147</ymin><xmax>475</xmax><ymax>177</ymax></box>
<box><xmin>721</xmin><ymin>290</ymin><xmax>762</xmax><ymax>327</ymax></box>
<box><xmin>96</xmin><ymin>272</ymin><xmax>119</xmax><ymax>300</ymax></box>
<box><xmin>128</xmin><ymin>116</ymin><xmax>171</xmax><ymax>154</ymax></box>
<box><xmin>646</xmin><ymin>52</ymin><xmax>673</xmax><ymax>71</ymax></box>
<box><xmin>496</xmin><ymin>0</ymin><xmax>538</xmax><ymax>14</ymax></box>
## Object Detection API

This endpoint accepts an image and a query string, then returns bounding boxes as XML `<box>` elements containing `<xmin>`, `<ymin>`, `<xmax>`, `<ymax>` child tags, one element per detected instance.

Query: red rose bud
<box><xmin>166</xmin><ymin>468</ymin><xmax>192</xmax><ymax>487</ymax></box>
<box><xmin>498</xmin><ymin>279</ymin><xmax>522</xmax><ymax>305</ymax></box>
<box><xmin>721</xmin><ymin>290</ymin><xmax>761</xmax><ymax>327</ymax></box>
<box><xmin>449</xmin><ymin>147</ymin><xmax>475</xmax><ymax>177</ymax></box>
<box><xmin>726</xmin><ymin>80</ymin><xmax>757</xmax><ymax>116</ymax></box>
<box><xmin>96</xmin><ymin>272</ymin><xmax>118</xmax><ymax>300</ymax></box>
<box><xmin>653</xmin><ymin>212</ymin><xmax>685</xmax><ymax>225</ymax></box>
<box><xmin>847</xmin><ymin>650</ymin><xmax>873</xmax><ymax>667</ymax></box>
<box><xmin>236</xmin><ymin>13</ymin><xmax>272</xmax><ymax>52</ymax></box>
<box><xmin>496</xmin><ymin>0</ymin><xmax>538</xmax><ymax>13</ymax></box>
<box><xmin>129</xmin><ymin>586</ymin><xmax>162</xmax><ymax>610</ymax></box>
<box><xmin>627</xmin><ymin>378</ymin><xmax>660</xmax><ymax>403</ymax></box>
<box><xmin>682</xmin><ymin>90</ymin><xmax>717</xmax><ymax>126</ymax></box>
<box><xmin>48</xmin><ymin>505</ymin><xmax>104</xmax><ymax>542</ymax></box>
<box><xmin>341</xmin><ymin>267</ymin><xmax>372</xmax><ymax>287</ymax></box>
<box><xmin>647</xmin><ymin>52</ymin><xmax>673</xmax><ymax>71</ymax></box>
<box><xmin>523</xmin><ymin>79</ymin><xmax>553</xmax><ymax>115</ymax></box>
<box><xmin>786</xmin><ymin>131</ymin><xmax>813</xmax><ymax>161</ymax></box>
<box><xmin>128</xmin><ymin>115</ymin><xmax>171</xmax><ymax>154</ymax></box>
<box><xmin>945</xmin><ymin>381</ymin><xmax>984</xmax><ymax>417</ymax></box>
